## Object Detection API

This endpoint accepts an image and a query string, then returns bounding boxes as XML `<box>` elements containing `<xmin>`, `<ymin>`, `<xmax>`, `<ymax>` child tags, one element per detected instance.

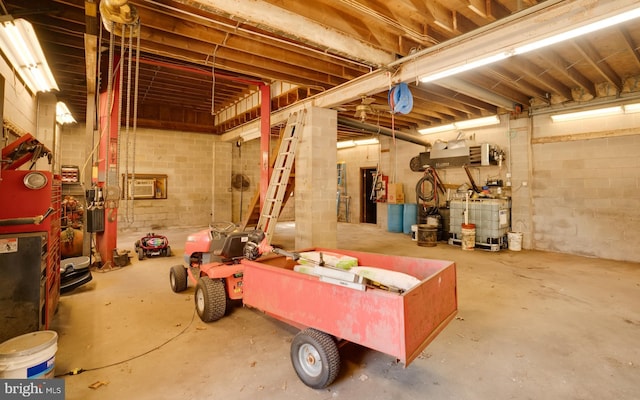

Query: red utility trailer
<box><xmin>240</xmin><ymin>248</ymin><xmax>457</xmax><ymax>388</ymax></box>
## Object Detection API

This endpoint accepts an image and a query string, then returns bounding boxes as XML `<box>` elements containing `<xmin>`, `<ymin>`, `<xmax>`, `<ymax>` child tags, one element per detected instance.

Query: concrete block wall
<box><xmin>231</xmin><ymin>139</ymin><xmax>259</xmax><ymax>223</ymax></box>
<box><xmin>229</xmin><ymin>136</ymin><xmax>294</xmax><ymax>224</ymax></box>
<box><xmin>505</xmin><ymin>118</ymin><xmax>533</xmax><ymax>249</ymax></box>
<box><xmin>337</xmin><ymin>142</ymin><xmax>383</xmax><ymax>224</ymax></box>
<box><xmin>60</xmin><ymin>124</ymin><xmax>215</xmax><ymax>231</ymax></box>
<box><xmin>531</xmin><ymin>111</ymin><xmax>640</xmax><ymax>262</ymax></box>
<box><xmin>58</xmin><ymin>124</ymin><xmax>86</xmax><ymax>168</ymax></box>
<box><xmin>211</xmin><ymin>141</ymin><xmax>232</xmax><ymax>222</ymax></box>
<box><xmin>295</xmin><ymin>108</ymin><xmax>337</xmax><ymax>249</ymax></box>
<box><xmin>1</xmin><ymin>58</ymin><xmax>37</xmax><ymax>137</ymax></box>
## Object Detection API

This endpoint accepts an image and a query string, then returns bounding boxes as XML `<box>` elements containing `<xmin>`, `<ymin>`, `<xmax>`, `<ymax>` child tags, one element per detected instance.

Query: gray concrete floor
<box><xmin>51</xmin><ymin>222</ymin><xmax>640</xmax><ymax>399</ymax></box>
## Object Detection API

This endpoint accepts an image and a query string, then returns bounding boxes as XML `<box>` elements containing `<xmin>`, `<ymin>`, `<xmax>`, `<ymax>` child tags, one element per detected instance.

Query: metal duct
<box><xmin>337</xmin><ymin>117</ymin><xmax>430</xmax><ymax>147</ymax></box>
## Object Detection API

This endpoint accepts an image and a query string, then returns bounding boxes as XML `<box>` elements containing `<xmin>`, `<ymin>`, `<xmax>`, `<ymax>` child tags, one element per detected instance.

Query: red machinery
<box><xmin>169</xmin><ymin>222</ymin><xmax>248</xmax><ymax>322</ymax></box>
<box><xmin>0</xmin><ymin>135</ymin><xmax>61</xmax><ymax>342</ymax></box>
<box><xmin>135</xmin><ymin>232</ymin><xmax>171</xmax><ymax>260</ymax></box>
<box><xmin>170</xmin><ymin>225</ymin><xmax>457</xmax><ymax>388</ymax></box>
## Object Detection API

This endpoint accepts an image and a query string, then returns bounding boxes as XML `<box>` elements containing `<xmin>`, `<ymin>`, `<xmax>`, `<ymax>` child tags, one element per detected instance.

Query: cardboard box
<box><xmin>387</xmin><ymin>183</ymin><xmax>404</xmax><ymax>204</ymax></box>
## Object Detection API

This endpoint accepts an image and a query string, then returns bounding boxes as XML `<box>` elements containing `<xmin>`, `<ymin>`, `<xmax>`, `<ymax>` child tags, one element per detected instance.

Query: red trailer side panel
<box><xmin>241</xmin><ymin>248</ymin><xmax>457</xmax><ymax>365</ymax></box>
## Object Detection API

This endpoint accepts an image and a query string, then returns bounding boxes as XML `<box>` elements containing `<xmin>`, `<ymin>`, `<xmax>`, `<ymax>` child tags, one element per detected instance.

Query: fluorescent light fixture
<box><xmin>419</xmin><ymin>115</ymin><xmax>500</xmax><ymax>135</ymax></box>
<box><xmin>420</xmin><ymin>52</ymin><xmax>510</xmax><ymax>83</ymax></box>
<box><xmin>624</xmin><ymin>103</ymin><xmax>640</xmax><ymax>113</ymax></box>
<box><xmin>454</xmin><ymin>115</ymin><xmax>500</xmax><ymax>129</ymax></box>
<box><xmin>419</xmin><ymin>7</ymin><xmax>640</xmax><ymax>84</ymax></box>
<box><xmin>550</xmin><ymin>106</ymin><xmax>623</xmax><ymax>122</ymax></box>
<box><xmin>56</xmin><ymin>102</ymin><xmax>76</xmax><ymax>124</ymax></box>
<box><xmin>337</xmin><ymin>140</ymin><xmax>356</xmax><ymax>149</ymax></box>
<box><xmin>515</xmin><ymin>8</ymin><xmax>640</xmax><ymax>55</ymax></box>
<box><xmin>0</xmin><ymin>17</ymin><xmax>59</xmax><ymax>93</ymax></box>
<box><xmin>336</xmin><ymin>138</ymin><xmax>379</xmax><ymax>149</ymax></box>
<box><xmin>418</xmin><ymin>123</ymin><xmax>456</xmax><ymax>135</ymax></box>
<box><xmin>354</xmin><ymin>138</ymin><xmax>379</xmax><ymax>146</ymax></box>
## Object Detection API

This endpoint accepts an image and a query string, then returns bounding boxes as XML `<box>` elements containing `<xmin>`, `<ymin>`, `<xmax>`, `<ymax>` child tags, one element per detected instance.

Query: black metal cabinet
<box><xmin>0</xmin><ymin>232</ymin><xmax>47</xmax><ymax>343</ymax></box>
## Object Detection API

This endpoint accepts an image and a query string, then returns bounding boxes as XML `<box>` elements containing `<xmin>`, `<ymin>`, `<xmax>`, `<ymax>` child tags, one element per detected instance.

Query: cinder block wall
<box><xmin>336</xmin><ymin>142</ymin><xmax>387</xmax><ymax>224</ymax></box>
<box><xmin>532</xmin><ymin>112</ymin><xmax>640</xmax><ymax>262</ymax></box>
<box><xmin>230</xmin><ymin>139</ymin><xmax>259</xmax><ymax>223</ymax></box>
<box><xmin>60</xmin><ymin>124</ymin><xmax>215</xmax><ymax>231</ymax></box>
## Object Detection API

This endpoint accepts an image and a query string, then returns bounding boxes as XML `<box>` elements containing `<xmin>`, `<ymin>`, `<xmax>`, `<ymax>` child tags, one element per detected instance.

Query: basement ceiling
<box><xmin>3</xmin><ymin>0</ymin><xmax>640</xmax><ymax>142</ymax></box>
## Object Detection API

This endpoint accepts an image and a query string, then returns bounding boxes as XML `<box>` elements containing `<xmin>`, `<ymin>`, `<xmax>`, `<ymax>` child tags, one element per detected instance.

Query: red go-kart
<box><xmin>135</xmin><ymin>233</ymin><xmax>171</xmax><ymax>260</ymax></box>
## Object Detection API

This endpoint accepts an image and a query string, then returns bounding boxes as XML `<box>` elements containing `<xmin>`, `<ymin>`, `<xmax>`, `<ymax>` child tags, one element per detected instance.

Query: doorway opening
<box><xmin>360</xmin><ymin>167</ymin><xmax>377</xmax><ymax>224</ymax></box>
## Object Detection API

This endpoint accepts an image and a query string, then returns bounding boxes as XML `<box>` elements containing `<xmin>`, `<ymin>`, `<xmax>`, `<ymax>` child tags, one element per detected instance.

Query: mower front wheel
<box><xmin>137</xmin><ymin>247</ymin><xmax>144</xmax><ymax>261</ymax></box>
<box><xmin>195</xmin><ymin>277</ymin><xmax>227</xmax><ymax>322</ymax></box>
<box><xmin>169</xmin><ymin>265</ymin><xmax>188</xmax><ymax>292</ymax></box>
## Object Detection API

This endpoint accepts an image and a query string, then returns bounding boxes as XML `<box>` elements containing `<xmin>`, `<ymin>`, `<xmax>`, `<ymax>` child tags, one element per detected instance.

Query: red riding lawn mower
<box><xmin>169</xmin><ymin>222</ymin><xmax>253</xmax><ymax>322</ymax></box>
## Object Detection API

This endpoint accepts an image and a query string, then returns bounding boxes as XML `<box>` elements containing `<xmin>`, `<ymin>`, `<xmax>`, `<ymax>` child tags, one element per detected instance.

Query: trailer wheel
<box><xmin>290</xmin><ymin>328</ymin><xmax>340</xmax><ymax>389</ymax></box>
<box><xmin>169</xmin><ymin>265</ymin><xmax>188</xmax><ymax>293</ymax></box>
<box><xmin>195</xmin><ymin>277</ymin><xmax>227</xmax><ymax>322</ymax></box>
<box><xmin>137</xmin><ymin>248</ymin><xmax>144</xmax><ymax>261</ymax></box>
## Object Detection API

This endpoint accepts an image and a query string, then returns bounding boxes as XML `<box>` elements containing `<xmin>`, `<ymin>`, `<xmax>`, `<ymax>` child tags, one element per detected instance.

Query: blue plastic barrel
<box><xmin>387</xmin><ymin>204</ymin><xmax>404</xmax><ymax>233</ymax></box>
<box><xmin>403</xmin><ymin>203</ymin><xmax>417</xmax><ymax>234</ymax></box>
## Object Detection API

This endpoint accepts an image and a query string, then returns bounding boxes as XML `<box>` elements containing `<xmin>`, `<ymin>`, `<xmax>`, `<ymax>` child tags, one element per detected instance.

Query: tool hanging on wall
<box><xmin>416</xmin><ymin>166</ymin><xmax>446</xmax><ymax>205</ymax></box>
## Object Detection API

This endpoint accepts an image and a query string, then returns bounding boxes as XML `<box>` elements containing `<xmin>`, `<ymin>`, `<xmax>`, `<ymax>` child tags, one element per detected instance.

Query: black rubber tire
<box><xmin>195</xmin><ymin>277</ymin><xmax>227</xmax><ymax>322</ymax></box>
<box><xmin>169</xmin><ymin>265</ymin><xmax>188</xmax><ymax>293</ymax></box>
<box><xmin>137</xmin><ymin>247</ymin><xmax>144</xmax><ymax>261</ymax></box>
<box><xmin>290</xmin><ymin>328</ymin><xmax>340</xmax><ymax>389</ymax></box>
<box><xmin>165</xmin><ymin>246</ymin><xmax>172</xmax><ymax>257</ymax></box>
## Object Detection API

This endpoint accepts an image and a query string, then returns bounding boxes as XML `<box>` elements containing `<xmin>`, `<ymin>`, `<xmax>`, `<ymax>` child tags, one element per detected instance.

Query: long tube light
<box><xmin>419</xmin><ymin>7</ymin><xmax>640</xmax><ymax>83</ymax></box>
<box><xmin>624</xmin><ymin>103</ymin><xmax>640</xmax><ymax>113</ymax></box>
<box><xmin>419</xmin><ymin>115</ymin><xmax>499</xmax><ymax>135</ymax></box>
<box><xmin>0</xmin><ymin>17</ymin><xmax>59</xmax><ymax>93</ymax></box>
<box><xmin>56</xmin><ymin>102</ymin><xmax>76</xmax><ymax>124</ymax></box>
<box><xmin>337</xmin><ymin>137</ymin><xmax>379</xmax><ymax>149</ymax></box>
<box><xmin>550</xmin><ymin>103</ymin><xmax>640</xmax><ymax>122</ymax></box>
<box><xmin>454</xmin><ymin>115</ymin><xmax>500</xmax><ymax>129</ymax></box>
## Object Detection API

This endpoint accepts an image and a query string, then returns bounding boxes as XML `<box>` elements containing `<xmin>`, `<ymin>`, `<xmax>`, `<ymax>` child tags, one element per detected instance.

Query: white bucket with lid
<box><xmin>0</xmin><ymin>330</ymin><xmax>58</xmax><ymax>379</ymax></box>
<box><xmin>508</xmin><ymin>231</ymin><xmax>523</xmax><ymax>251</ymax></box>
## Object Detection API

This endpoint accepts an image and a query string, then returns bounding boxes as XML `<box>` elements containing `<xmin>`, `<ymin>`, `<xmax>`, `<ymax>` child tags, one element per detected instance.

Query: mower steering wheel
<box><xmin>210</xmin><ymin>221</ymin><xmax>237</xmax><ymax>235</ymax></box>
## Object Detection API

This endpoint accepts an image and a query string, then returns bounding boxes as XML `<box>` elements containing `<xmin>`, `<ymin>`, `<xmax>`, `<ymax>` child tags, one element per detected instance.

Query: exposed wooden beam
<box><xmin>175</xmin><ymin>0</ymin><xmax>396</xmax><ymax>66</ymax></box>
<box><xmin>572</xmin><ymin>38</ymin><xmax>622</xmax><ymax>89</ymax></box>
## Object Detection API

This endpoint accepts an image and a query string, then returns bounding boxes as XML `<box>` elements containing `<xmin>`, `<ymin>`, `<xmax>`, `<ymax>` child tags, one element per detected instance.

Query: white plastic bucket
<box><xmin>0</xmin><ymin>331</ymin><xmax>58</xmax><ymax>379</ymax></box>
<box><xmin>461</xmin><ymin>223</ymin><xmax>476</xmax><ymax>251</ymax></box>
<box><xmin>508</xmin><ymin>231</ymin><xmax>523</xmax><ymax>251</ymax></box>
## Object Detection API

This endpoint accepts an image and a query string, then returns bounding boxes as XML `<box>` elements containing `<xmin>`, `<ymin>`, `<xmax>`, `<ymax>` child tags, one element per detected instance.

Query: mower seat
<box><xmin>218</xmin><ymin>232</ymin><xmax>249</xmax><ymax>262</ymax></box>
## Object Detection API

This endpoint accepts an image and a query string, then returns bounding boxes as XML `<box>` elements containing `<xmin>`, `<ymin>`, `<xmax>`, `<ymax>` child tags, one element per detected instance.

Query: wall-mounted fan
<box><xmin>231</xmin><ymin>173</ymin><xmax>250</xmax><ymax>191</ymax></box>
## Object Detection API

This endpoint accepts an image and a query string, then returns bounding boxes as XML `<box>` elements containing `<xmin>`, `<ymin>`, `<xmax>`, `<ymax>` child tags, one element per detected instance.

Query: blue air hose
<box><xmin>388</xmin><ymin>82</ymin><xmax>413</xmax><ymax>114</ymax></box>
